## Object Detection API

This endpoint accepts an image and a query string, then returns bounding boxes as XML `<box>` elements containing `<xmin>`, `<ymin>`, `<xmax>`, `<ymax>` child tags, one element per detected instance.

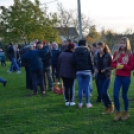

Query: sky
<box><xmin>0</xmin><ymin>0</ymin><xmax>134</xmax><ymax>33</ymax></box>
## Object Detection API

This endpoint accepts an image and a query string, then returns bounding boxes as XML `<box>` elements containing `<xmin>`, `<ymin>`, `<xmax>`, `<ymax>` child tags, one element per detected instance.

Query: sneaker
<box><xmin>78</xmin><ymin>103</ymin><xmax>83</xmax><ymax>108</ymax></box>
<box><xmin>7</xmin><ymin>70</ymin><xmax>12</xmax><ymax>73</ymax></box>
<box><xmin>121</xmin><ymin>111</ymin><xmax>130</xmax><ymax>121</ymax></box>
<box><xmin>86</xmin><ymin>103</ymin><xmax>93</xmax><ymax>108</ymax></box>
<box><xmin>57</xmin><ymin>82</ymin><xmax>60</xmax><ymax>85</ymax></box>
<box><xmin>16</xmin><ymin>71</ymin><xmax>21</xmax><ymax>74</ymax></box>
<box><xmin>42</xmin><ymin>91</ymin><xmax>46</xmax><ymax>95</ymax></box>
<box><xmin>70</xmin><ymin>102</ymin><xmax>76</xmax><ymax>106</ymax></box>
<box><xmin>65</xmin><ymin>102</ymin><xmax>69</xmax><ymax>106</ymax></box>
<box><xmin>113</xmin><ymin>111</ymin><xmax>121</xmax><ymax>121</ymax></box>
<box><xmin>3</xmin><ymin>81</ymin><xmax>7</xmax><ymax>87</ymax></box>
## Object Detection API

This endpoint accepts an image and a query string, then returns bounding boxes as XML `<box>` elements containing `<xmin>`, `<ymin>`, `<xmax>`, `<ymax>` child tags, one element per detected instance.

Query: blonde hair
<box><xmin>113</xmin><ymin>37</ymin><xmax>132</xmax><ymax>63</ymax></box>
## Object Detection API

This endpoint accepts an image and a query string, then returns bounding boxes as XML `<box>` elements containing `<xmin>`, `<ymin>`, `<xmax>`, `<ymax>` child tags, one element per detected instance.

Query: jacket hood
<box><xmin>75</xmin><ymin>46</ymin><xmax>89</xmax><ymax>53</ymax></box>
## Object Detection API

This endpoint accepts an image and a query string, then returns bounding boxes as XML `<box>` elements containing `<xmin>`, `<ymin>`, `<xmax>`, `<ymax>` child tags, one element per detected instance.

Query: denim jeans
<box><xmin>52</xmin><ymin>65</ymin><xmax>60</xmax><ymax>83</ymax></box>
<box><xmin>31</xmin><ymin>69</ymin><xmax>45</xmax><ymax>93</ymax></box>
<box><xmin>97</xmin><ymin>75</ymin><xmax>112</xmax><ymax>107</ymax></box>
<box><xmin>9</xmin><ymin>58</ymin><xmax>20</xmax><ymax>71</ymax></box>
<box><xmin>77</xmin><ymin>74</ymin><xmax>90</xmax><ymax>103</ymax></box>
<box><xmin>0</xmin><ymin>77</ymin><xmax>6</xmax><ymax>84</ymax></box>
<box><xmin>113</xmin><ymin>76</ymin><xmax>130</xmax><ymax>111</ymax></box>
<box><xmin>62</xmin><ymin>77</ymin><xmax>75</xmax><ymax>102</ymax></box>
<box><xmin>44</xmin><ymin>66</ymin><xmax>53</xmax><ymax>90</ymax></box>
<box><xmin>89</xmin><ymin>72</ymin><xmax>93</xmax><ymax>94</ymax></box>
<box><xmin>95</xmin><ymin>74</ymin><xmax>102</xmax><ymax>101</ymax></box>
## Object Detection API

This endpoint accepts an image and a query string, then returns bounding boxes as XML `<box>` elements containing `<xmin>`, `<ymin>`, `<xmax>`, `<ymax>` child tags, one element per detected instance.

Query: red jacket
<box><xmin>111</xmin><ymin>51</ymin><xmax>133</xmax><ymax>77</ymax></box>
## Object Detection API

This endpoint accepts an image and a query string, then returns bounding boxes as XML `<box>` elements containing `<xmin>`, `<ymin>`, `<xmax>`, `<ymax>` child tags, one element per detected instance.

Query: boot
<box><xmin>108</xmin><ymin>103</ymin><xmax>114</xmax><ymax>114</ymax></box>
<box><xmin>102</xmin><ymin>107</ymin><xmax>110</xmax><ymax>115</ymax></box>
<box><xmin>113</xmin><ymin>111</ymin><xmax>121</xmax><ymax>121</ymax></box>
<box><xmin>102</xmin><ymin>103</ymin><xmax>114</xmax><ymax>115</ymax></box>
<box><xmin>121</xmin><ymin>111</ymin><xmax>130</xmax><ymax>121</ymax></box>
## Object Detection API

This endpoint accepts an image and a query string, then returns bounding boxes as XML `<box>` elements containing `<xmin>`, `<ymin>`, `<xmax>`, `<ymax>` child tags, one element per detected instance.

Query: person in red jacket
<box><xmin>111</xmin><ymin>37</ymin><xmax>133</xmax><ymax>121</ymax></box>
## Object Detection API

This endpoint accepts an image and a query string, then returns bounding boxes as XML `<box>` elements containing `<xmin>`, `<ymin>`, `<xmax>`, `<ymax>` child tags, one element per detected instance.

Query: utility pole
<box><xmin>77</xmin><ymin>0</ymin><xmax>82</xmax><ymax>39</ymax></box>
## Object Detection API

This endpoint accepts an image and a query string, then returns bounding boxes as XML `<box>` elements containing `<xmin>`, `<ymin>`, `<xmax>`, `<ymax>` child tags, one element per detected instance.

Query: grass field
<box><xmin>0</xmin><ymin>63</ymin><xmax>134</xmax><ymax>134</ymax></box>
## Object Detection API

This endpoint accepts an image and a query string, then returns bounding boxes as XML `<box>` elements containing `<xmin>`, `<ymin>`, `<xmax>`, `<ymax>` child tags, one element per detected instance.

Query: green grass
<box><xmin>0</xmin><ymin>63</ymin><xmax>134</xmax><ymax>134</ymax></box>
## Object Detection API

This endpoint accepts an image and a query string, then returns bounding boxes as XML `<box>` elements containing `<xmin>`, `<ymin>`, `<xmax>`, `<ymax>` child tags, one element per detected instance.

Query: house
<box><xmin>57</xmin><ymin>27</ymin><xmax>79</xmax><ymax>41</ymax></box>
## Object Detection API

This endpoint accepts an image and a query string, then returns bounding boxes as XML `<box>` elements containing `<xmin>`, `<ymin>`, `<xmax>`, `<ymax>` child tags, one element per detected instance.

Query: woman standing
<box><xmin>57</xmin><ymin>43</ymin><xmax>76</xmax><ymax>106</ymax></box>
<box><xmin>94</xmin><ymin>42</ymin><xmax>114</xmax><ymax>114</ymax></box>
<box><xmin>74</xmin><ymin>39</ymin><xmax>94</xmax><ymax>108</ymax></box>
<box><xmin>112</xmin><ymin>37</ymin><xmax>133</xmax><ymax>121</ymax></box>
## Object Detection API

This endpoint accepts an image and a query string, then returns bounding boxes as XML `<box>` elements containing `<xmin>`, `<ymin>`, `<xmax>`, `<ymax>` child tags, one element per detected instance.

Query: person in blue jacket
<box><xmin>51</xmin><ymin>42</ymin><xmax>60</xmax><ymax>84</ymax></box>
<box><xmin>21</xmin><ymin>42</ymin><xmax>49</xmax><ymax>95</ymax></box>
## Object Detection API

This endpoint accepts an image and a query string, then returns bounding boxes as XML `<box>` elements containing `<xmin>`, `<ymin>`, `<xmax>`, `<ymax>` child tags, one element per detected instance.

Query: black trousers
<box><xmin>62</xmin><ymin>77</ymin><xmax>75</xmax><ymax>102</ymax></box>
<box><xmin>31</xmin><ymin>69</ymin><xmax>45</xmax><ymax>93</ymax></box>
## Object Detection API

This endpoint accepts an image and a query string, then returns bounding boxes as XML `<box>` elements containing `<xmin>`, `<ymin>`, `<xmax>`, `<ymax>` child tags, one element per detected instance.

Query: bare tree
<box><xmin>57</xmin><ymin>3</ymin><xmax>92</xmax><ymax>40</ymax></box>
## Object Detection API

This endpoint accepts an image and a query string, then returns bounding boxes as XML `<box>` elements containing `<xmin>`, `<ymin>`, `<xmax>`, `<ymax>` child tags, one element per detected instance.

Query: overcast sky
<box><xmin>0</xmin><ymin>0</ymin><xmax>134</xmax><ymax>33</ymax></box>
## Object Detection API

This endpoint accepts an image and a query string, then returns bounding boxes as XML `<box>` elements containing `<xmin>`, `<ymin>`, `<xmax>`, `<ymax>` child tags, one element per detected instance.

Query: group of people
<box><xmin>0</xmin><ymin>36</ymin><xmax>133</xmax><ymax>122</ymax></box>
<box><xmin>57</xmin><ymin>37</ymin><xmax>133</xmax><ymax>122</ymax></box>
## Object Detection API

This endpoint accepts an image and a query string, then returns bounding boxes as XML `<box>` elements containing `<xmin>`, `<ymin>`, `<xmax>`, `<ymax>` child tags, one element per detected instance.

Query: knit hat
<box><xmin>78</xmin><ymin>39</ymin><xmax>87</xmax><ymax>46</ymax></box>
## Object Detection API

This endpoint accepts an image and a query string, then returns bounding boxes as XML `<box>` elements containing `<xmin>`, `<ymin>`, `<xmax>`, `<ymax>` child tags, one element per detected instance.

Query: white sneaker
<box><xmin>65</xmin><ymin>102</ymin><xmax>69</xmax><ymax>106</ymax></box>
<box><xmin>7</xmin><ymin>70</ymin><xmax>12</xmax><ymax>73</ymax></box>
<box><xmin>16</xmin><ymin>71</ymin><xmax>21</xmax><ymax>74</ymax></box>
<box><xmin>86</xmin><ymin>103</ymin><xmax>93</xmax><ymax>108</ymax></box>
<box><xmin>70</xmin><ymin>102</ymin><xmax>76</xmax><ymax>106</ymax></box>
<box><xmin>57</xmin><ymin>82</ymin><xmax>60</xmax><ymax>85</ymax></box>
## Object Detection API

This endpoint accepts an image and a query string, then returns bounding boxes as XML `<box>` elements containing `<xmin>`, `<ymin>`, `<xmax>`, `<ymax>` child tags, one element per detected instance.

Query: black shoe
<box><xmin>3</xmin><ymin>81</ymin><xmax>7</xmax><ymax>87</ymax></box>
<box><xmin>96</xmin><ymin>99</ymin><xmax>102</xmax><ymax>103</ymax></box>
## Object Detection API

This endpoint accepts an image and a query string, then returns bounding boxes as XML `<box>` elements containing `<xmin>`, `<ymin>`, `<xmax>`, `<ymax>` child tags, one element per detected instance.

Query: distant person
<box><xmin>36</xmin><ymin>40</ymin><xmax>53</xmax><ymax>91</ymax></box>
<box><xmin>0</xmin><ymin>49</ymin><xmax>6</xmax><ymax>66</ymax></box>
<box><xmin>94</xmin><ymin>42</ymin><xmax>114</xmax><ymax>115</ymax></box>
<box><xmin>74</xmin><ymin>39</ymin><xmax>94</xmax><ymax>108</ymax></box>
<box><xmin>7</xmin><ymin>43</ymin><xmax>21</xmax><ymax>74</ymax></box>
<box><xmin>0</xmin><ymin>77</ymin><xmax>7</xmax><ymax>87</ymax></box>
<box><xmin>112</xmin><ymin>37</ymin><xmax>133</xmax><ymax>121</ymax></box>
<box><xmin>91</xmin><ymin>43</ymin><xmax>101</xmax><ymax>102</ymax></box>
<box><xmin>51</xmin><ymin>42</ymin><xmax>60</xmax><ymax>84</ymax></box>
<box><xmin>21</xmin><ymin>43</ymin><xmax>49</xmax><ymax>95</ymax></box>
<box><xmin>60</xmin><ymin>40</ymin><xmax>69</xmax><ymax>52</ymax></box>
<box><xmin>58</xmin><ymin>43</ymin><xmax>76</xmax><ymax>106</ymax></box>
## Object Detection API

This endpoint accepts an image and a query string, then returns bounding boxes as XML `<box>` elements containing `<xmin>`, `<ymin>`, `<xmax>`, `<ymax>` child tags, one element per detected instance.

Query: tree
<box><xmin>0</xmin><ymin>0</ymin><xmax>58</xmax><ymax>44</ymax></box>
<box><xmin>87</xmin><ymin>25</ymin><xmax>100</xmax><ymax>44</ymax></box>
<box><xmin>56</xmin><ymin>3</ymin><xmax>92</xmax><ymax>40</ymax></box>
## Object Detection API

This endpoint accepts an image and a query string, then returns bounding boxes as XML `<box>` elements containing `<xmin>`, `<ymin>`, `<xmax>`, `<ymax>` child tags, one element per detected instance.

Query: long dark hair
<box><xmin>97</xmin><ymin>42</ymin><xmax>111</xmax><ymax>53</ymax></box>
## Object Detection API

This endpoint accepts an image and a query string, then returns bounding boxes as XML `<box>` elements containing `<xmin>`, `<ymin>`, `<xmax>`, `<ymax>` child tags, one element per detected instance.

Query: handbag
<box><xmin>53</xmin><ymin>81</ymin><xmax>64</xmax><ymax>95</ymax></box>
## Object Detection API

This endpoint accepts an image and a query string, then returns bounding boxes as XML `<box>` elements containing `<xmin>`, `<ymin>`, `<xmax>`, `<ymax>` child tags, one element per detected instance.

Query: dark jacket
<box><xmin>51</xmin><ymin>49</ymin><xmax>60</xmax><ymax>66</ymax></box>
<box><xmin>41</xmin><ymin>45</ymin><xmax>52</xmax><ymax>68</ymax></box>
<box><xmin>7</xmin><ymin>45</ymin><xmax>19</xmax><ymax>59</ymax></box>
<box><xmin>74</xmin><ymin>46</ymin><xmax>94</xmax><ymax>73</ymax></box>
<box><xmin>94</xmin><ymin>52</ymin><xmax>112</xmax><ymax>78</ymax></box>
<box><xmin>57</xmin><ymin>50</ymin><xmax>76</xmax><ymax>78</ymax></box>
<box><xmin>21</xmin><ymin>48</ymin><xmax>49</xmax><ymax>72</ymax></box>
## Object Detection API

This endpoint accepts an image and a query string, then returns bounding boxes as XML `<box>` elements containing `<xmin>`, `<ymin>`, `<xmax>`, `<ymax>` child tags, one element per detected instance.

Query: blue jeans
<box><xmin>77</xmin><ymin>74</ymin><xmax>90</xmax><ymax>103</ymax></box>
<box><xmin>9</xmin><ymin>58</ymin><xmax>20</xmax><ymax>71</ymax></box>
<box><xmin>0</xmin><ymin>77</ymin><xmax>6</xmax><ymax>84</ymax></box>
<box><xmin>114</xmin><ymin>76</ymin><xmax>130</xmax><ymax>111</ymax></box>
<box><xmin>97</xmin><ymin>75</ymin><xmax>112</xmax><ymax>107</ymax></box>
<box><xmin>89</xmin><ymin>72</ymin><xmax>93</xmax><ymax>94</ymax></box>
